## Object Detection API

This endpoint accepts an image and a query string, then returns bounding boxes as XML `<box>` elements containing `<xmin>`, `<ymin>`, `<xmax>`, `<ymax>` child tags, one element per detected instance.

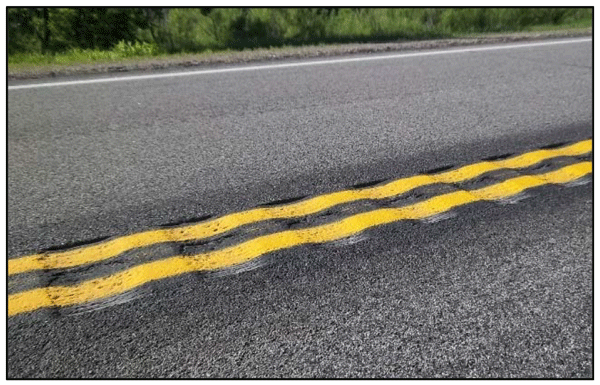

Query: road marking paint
<box><xmin>8</xmin><ymin>38</ymin><xmax>591</xmax><ymax>90</ymax></box>
<box><xmin>8</xmin><ymin>161</ymin><xmax>592</xmax><ymax>316</ymax></box>
<box><xmin>8</xmin><ymin>139</ymin><xmax>592</xmax><ymax>276</ymax></box>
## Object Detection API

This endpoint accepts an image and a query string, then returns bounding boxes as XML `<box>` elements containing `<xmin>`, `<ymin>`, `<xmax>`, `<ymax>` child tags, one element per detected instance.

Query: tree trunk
<box><xmin>41</xmin><ymin>8</ymin><xmax>50</xmax><ymax>54</ymax></box>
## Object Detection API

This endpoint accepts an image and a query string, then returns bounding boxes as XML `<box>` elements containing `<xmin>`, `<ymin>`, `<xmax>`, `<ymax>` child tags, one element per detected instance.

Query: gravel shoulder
<box><xmin>8</xmin><ymin>28</ymin><xmax>591</xmax><ymax>80</ymax></box>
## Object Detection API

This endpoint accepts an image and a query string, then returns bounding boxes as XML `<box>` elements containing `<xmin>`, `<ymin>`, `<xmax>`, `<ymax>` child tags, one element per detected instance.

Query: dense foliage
<box><xmin>8</xmin><ymin>8</ymin><xmax>593</xmax><ymax>56</ymax></box>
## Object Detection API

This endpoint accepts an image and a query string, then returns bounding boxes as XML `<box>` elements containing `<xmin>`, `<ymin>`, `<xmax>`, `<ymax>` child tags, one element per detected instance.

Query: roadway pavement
<box><xmin>7</xmin><ymin>38</ymin><xmax>592</xmax><ymax>378</ymax></box>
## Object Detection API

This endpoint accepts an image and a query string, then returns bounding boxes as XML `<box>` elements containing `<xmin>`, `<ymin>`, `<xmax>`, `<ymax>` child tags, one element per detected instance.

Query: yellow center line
<box><xmin>8</xmin><ymin>139</ymin><xmax>592</xmax><ymax>276</ymax></box>
<box><xmin>8</xmin><ymin>161</ymin><xmax>592</xmax><ymax>316</ymax></box>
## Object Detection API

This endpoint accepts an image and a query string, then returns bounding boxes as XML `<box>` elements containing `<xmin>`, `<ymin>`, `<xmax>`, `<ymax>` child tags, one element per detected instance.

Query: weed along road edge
<box><xmin>7</xmin><ymin>38</ymin><xmax>592</xmax><ymax>377</ymax></box>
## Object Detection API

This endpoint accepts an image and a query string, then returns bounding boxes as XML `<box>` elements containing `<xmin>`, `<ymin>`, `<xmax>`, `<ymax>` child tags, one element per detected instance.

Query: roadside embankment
<box><xmin>8</xmin><ymin>28</ymin><xmax>591</xmax><ymax>80</ymax></box>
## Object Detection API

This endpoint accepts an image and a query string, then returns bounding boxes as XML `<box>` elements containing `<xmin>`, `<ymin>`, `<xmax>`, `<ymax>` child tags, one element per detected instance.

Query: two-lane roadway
<box><xmin>7</xmin><ymin>37</ymin><xmax>592</xmax><ymax>378</ymax></box>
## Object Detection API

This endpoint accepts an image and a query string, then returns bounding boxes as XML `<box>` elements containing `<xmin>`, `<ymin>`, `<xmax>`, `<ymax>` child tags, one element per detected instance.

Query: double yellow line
<box><xmin>8</xmin><ymin>140</ymin><xmax>592</xmax><ymax>276</ymax></box>
<box><xmin>8</xmin><ymin>140</ymin><xmax>592</xmax><ymax>316</ymax></box>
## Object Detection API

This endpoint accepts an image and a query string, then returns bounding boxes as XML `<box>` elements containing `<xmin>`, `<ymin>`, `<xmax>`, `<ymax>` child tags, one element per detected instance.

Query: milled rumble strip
<box><xmin>8</xmin><ymin>161</ymin><xmax>592</xmax><ymax>316</ymax></box>
<box><xmin>8</xmin><ymin>139</ymin><xmax>592</xmax><ymax>276</ymax></box>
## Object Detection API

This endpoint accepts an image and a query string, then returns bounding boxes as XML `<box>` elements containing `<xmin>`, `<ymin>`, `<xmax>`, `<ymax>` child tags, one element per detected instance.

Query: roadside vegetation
<box><xmin>8</xmin><ymin>8</ymin><xmax>592</xmax><ymax>71</ymax></box>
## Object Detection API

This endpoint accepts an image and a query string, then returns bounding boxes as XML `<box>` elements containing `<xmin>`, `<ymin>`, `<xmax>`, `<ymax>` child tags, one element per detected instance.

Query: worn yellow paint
<box><xmin>8</xmin><ymin>139</ymin><xmax>591</xmax><ymax>276</ymax></box>
<box><xmin>8</xmin><ymin>161</ymin><xmax>592</xmax><ymax>316</ymax></box>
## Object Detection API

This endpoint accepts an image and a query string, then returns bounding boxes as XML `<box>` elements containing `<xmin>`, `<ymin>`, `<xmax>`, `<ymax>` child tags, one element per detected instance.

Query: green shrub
<box><xmin>8</xmin><ymin>7</ymin><xmax>593</xmax><ymax>66</ymax></box>
<box><xmin>112</xmin><ymin>40</ymin><xmax>161</xmax><ymax>57</ymax></box>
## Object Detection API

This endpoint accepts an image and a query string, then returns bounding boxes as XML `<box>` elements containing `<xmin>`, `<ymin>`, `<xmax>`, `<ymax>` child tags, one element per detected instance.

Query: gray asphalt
<box><xmin>7</xmin><ymin>38</ymin><xmax>592</xmax><ymax>378</ymax></box>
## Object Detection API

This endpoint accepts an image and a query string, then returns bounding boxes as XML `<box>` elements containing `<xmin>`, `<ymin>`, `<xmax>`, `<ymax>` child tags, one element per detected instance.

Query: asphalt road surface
<box><xmin>7</xmin><ymin>38</ymin><xmax>592</xmax><ymax>378</ymax></box>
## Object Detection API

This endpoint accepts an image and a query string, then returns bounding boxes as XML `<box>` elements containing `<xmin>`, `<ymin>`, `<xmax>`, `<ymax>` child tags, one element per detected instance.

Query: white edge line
<box><xmin>8</xmin><ymin>37</ymin><xmax>591</xmax><ymax>91</ymax></box>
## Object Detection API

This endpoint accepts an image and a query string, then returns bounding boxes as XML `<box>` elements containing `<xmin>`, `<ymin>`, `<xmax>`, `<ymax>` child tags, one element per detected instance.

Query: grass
<box><xmin>9</xmin><ymin>41</ymin><xmax>164</xmax><ymax>68</ymax></box>
<box><xmin>522</xmin><ymin>19</ymin><xmax>593</xmax><ymax>31</ymax></box>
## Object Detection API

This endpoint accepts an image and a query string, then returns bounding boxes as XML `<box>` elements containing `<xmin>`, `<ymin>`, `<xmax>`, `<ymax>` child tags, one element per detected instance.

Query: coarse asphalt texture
<box><xmin>7</xmin><ymin>38</ymin><xmax>592</xmax><ymax>378</ymax></box>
